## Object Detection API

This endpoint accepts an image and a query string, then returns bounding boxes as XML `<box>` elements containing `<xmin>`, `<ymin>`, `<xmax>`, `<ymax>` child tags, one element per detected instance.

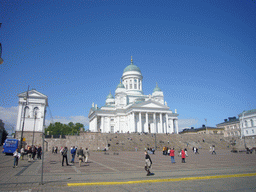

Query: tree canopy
<box><xmin>45</xmin><ymin>122</ymin><xmax>84</xmax><ymax>135</ymax></box>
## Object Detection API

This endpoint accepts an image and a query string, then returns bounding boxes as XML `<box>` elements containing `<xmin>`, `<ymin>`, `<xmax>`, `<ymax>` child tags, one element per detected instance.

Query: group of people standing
<box><xmin>13</xmin><ymin>145</ymin><xmax>42</xmax><ymax>168</ymax></box>
<box><xmin>60</xmin><ymin>146</ymin><xmax>90</xmax><ymax>167</ymax></box>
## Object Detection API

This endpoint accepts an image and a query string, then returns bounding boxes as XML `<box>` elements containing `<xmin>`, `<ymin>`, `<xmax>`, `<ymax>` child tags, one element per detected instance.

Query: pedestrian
<box><xmin>20</xmin><ymin>146</ymin><xmax>25</xmax><ymax>160</ymax></box>
<box><xmin>62</xmin><ymin>146</ymin><xmax>69</xmax><ymax>166</ymax></box>
<box><xmin>37</xmin><ymin>146</ymin><xmax>42</xmax><ymax>160</ymax></box>
<box><xmin>181</xmin><ymin>149</ymin><xmax>186</xmax><ymax>163</ymax></box>
<box><xmin>167</xmin><ymin>148</ymin><xmax>171</xmax><ymax>156</ymax></box>
<box><xmin>32</xmin><ymin>146</ymin><xmax>37</xmax><ymax>160</ymax></box>
<box><xmin>212</xmin><ymin>146</ymin><xmax>216</xmax><ymax>155</ymax></box>
<box><xmin>52</xmin><ymin>146</ymin><xmax>54</xmax><ymax>154</ymax></box>
<box><xmin>144</xmin><ymin>151</ymin><xmax>153</xmax><ymax>176</ymax></box>
<box><xmin>77</xmin><ymin>147</ymin><xmax>84</xmax><ymax>167</ymax></box>
<box><xmin>13</xmin><ymin>148</ymin><xmax>20</xmax><ymax>168</ymax></box>
<box><xmin>84</xmin><ymin>148</ymin><xmax>90</xmax><ymax>162</ymax></box>
<box><xmin>170</xmin><ymin>148</ymin><xmax>175</xmax><ymax>163</ymax></box>
<box><xmin>27</xmin><ymin>146</ymin><xmax>32</xmax><ymax>162</ymax></box>
<box><xmin>71</xmin><ymin>146</ymin><xmax>76</xmax><ymax>163</ymax></box>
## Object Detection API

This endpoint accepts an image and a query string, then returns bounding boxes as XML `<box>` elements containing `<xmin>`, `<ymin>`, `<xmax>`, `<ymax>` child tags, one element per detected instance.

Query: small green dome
<box><xmin>123</xmin><ymin>57</ymin><xmax>141</xmax><ymax>73</ymax></box>
<box><xmin>153</xmin><ymin>83</ymin><xmax>162</xmax><ymax>92</ymax></box>
<box><xmin>106</xmin><ymin>91</ymin><xmax>114</xmax><ymax>99</ymax></box>
<box><xmin>116</xmin><ymin>82</ymin><xmax>125</xmax><ymax>89</ymax></box>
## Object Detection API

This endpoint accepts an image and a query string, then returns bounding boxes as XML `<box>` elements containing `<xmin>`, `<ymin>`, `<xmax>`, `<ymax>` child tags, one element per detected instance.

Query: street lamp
<box><xmin>19</xmin><ymin>86</ymin><xmax>29</xmax><ymax>151</ymax></box>
<box><xmin>32</xmin><ymin>107</ymin><xmax>38</xmax><ymax>146</ymax></box>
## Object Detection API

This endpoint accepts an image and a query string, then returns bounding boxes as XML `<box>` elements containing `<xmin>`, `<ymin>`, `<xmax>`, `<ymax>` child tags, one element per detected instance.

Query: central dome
<box><xmin>123</xmin><ymin>57</ymin><xmax>141</xmax><ymax>73</ymax></box>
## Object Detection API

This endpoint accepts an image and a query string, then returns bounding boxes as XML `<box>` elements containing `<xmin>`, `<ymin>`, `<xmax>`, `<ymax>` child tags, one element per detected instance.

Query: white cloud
<box><xmin>178</xmin><ymin>119</ymin><xmax>198</xmax><ymax>131</ymax></box>
<box><xmin>0</xmin><ymin>106</ymin><xmax>19</xmax><ymax>133</ymax></box>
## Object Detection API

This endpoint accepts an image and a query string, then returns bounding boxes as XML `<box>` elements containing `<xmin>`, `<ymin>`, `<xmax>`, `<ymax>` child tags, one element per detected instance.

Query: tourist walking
<box><xmin>62</xmin><ymin>147</ymin><xmax>69</xmax><ymax>166</ymax></box>
<box><xmin>85</xmin><ymin>148</ymin><xmax>90</xmax><ymax>163</ymax></box>
<box><xmin>170</xmin><ymin>148</ymin><xmax>175</xmax><ymax>163</ymax></box>
<box><xmin>20</xmin><ymin>146</ymin><xmax>25</xmax><ymax>160</ymax></box>
<box><xmin>37</xmin><ymin>146</ymin><xmax>42</xmax><ymax>160</ymax></box>
<box><xmin>212</xmin><ymin>146</ymin><xmax>216</xmax><ymax>155</ymax></box>
<box><xmin>181</xmin><ymin>149</ymin><xmax>186</xmax><ymax>163</ymax></box>
<box><xmin>71</xmin><ymin>146</ymin><xmax>76</xmax><ymax>163</ymax></box>
<box><xmin>77</xmin><ymin>147</ymin><xmax>84</xmax><ymax>167</ymax></box>
<box><xmin>27</xmin><ymin>146</ymin><xmax>32</xmax><ymax>162</ymax></box>
<box><xmin>13</xmin><ymin>148</ymin><xmax>20</xmax><ymax>168</ymax></box>
<box><xmin>144</xmin><ymin>151</ymin><xmax>153</xmax><ymax>176</ymax></box>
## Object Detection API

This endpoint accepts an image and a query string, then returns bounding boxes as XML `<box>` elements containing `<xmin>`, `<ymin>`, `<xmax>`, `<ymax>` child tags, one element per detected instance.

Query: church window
<box><xmin>252</xmin><ymin>129</ymin><xmax>254</xmax><ymax>134</ymax></box>
<box><xmin>24</xmin><ymin>106</ymin><xmax>30</xmax><ymax>117</ymax></box>
<box><xmin>134</xmin><ymin>84</ymin><xmax>137</xmax><ymax>89</ymax></box>
<box><xmin>245</xmin><ymin>121</ymin><xmax>248</xmax><ymax>127</ymax></box>
<box><xmin>138</xmin><ymin>81</ymin><xmax>140</xmax><ymax>90</ymax></box>
<box><xmin>246</xmin><ymin>130</ymin><xmax>248</xmax><ymax>134</ymax></box>
<box><xmin>111</xmin><ymin>126</ymin><xmax>114</xmax><ymax>133</ymax></box>
<box><xmin>251</xmin><ymin>119</ymin><xmax>254</xmax><ymax>127</ymax></box>
<box><xmin>130</xmin><ymin>80</ymin><xmax>132</xmax><ymax>89</ymax></box>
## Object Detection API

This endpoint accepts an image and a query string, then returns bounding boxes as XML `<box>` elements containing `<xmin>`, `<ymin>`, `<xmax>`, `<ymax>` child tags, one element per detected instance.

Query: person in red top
<box><xmin>181</xmin><ymin>149</ymin><xmax>186</xmax><ymax>163</ymax></box>
<box><xmin>169</xmin><ymin>148</ymin><xmax>175</xmax><ymax>163</ymax></box>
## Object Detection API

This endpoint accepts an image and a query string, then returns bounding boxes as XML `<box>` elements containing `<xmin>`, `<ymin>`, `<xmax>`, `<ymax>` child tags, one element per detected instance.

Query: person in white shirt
<box><xmin>13</xmin><ymin>148</ymin><xmax>20</xmax><ymax>168</ymax></box>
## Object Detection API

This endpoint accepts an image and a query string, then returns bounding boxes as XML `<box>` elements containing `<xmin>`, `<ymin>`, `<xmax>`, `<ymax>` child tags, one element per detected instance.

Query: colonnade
<box><xmin>92</xmin><ymin>112</ymin><xmax>178</xmax><ymax>134</ymax></box>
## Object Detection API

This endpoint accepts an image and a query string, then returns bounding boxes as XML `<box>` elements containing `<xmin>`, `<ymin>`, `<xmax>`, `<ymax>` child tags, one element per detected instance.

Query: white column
<box><xmin>133</xmin><ymin>112</ymin><xmax>136</xmax><ymax>132</ymax></box>
<box><xmin>169</xmin><ymin>119</ymin><xmax>174</xmax><ymax>133</ymax></box>
<box><xmin>140</xmin><ymin>80</ymin><xmax>142</xmax><ymax>90</ymax></box>
<box><xmin>137</xmin><ymin>79</ymin><xmax>139</xmax><ymax>90</ymax></box>
<box><xmin>101</xmin><ymin>116</ymin><xmax>104</xmax><ymax>133</ymax></box>
<box><xmin>160</xmin><ymin>113</ymin><xmax>163</xmax><ymax>133</ymax></box>
<box><xmin>117</xmin><ymin>116</ymin><xmax>120</xmax><ymax>133</ymax></box>
<box><xmin>132</xmin><ymin>79</ymin><xmax>135</xmax><ymax>89</ymax></box>
<box><xmin>166</xmin><ymin>114</ymin><xmax>169</xmax><ymax>133</ymax></box>
<box><xmin>146</xmin><ymin>112</ymin><xmax>149</xmax><ymax>133</ymax></box>
<box><xmin>153</xmin><ymin>113</ymin><xmax>156</xmax><ymax>133</ymax></box>
<box><xmin>139</xmin><ymin>112</ymin><xmax>142</xmax><ymax>132</ymax></box>
<box><xmin>95</xmin><ymin>116</ymin><xmax>98</xmax><ymax>132</ymax></box>
<box><xmin>175</xmin><ymin>119</ymin><xmax>179</xmax><ymax>134</ymax></box>
<box><xmin>109</xmin><ymin>117</ymin><xmax>111</xmax><ymax>133</ymax></box>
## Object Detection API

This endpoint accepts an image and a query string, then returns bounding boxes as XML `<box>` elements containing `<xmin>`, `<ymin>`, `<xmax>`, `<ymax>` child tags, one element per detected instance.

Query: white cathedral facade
<box><xmin>88</xmin><ymin>58</ymin><xmax>179</xmax><ymax>134</ymax></box>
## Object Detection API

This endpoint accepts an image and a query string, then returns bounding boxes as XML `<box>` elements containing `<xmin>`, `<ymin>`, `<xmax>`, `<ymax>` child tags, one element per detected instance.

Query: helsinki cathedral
<box><xmin>88</xmin><ymin>57</ymin><xmax>179</xmax><ymax>134</ymax></box>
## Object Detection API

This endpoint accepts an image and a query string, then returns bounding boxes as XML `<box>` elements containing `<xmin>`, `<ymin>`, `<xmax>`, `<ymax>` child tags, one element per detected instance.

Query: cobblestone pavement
<box><xmin>0</xmin><ymin>146</ymin><xmax>256</xmax><ymax>191</ymax></box>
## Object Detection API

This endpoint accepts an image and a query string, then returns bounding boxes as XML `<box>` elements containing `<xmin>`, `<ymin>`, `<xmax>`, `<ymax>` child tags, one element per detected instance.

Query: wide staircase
<box><xmin>104</xmin><ymin>133</ymin><xmax>232</xmax><ymax>151</ymax></box>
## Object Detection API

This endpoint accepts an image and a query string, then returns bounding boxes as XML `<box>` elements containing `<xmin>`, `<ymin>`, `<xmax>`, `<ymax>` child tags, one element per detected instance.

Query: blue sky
<box><xmin>1</xmin><ymin>0</ymin><xmax>256</xmax><ymax>133</ymax></box>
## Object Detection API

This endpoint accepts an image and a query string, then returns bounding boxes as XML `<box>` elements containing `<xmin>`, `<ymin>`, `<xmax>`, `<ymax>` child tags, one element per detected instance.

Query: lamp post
<box><xmin>32</xmin><ymin>108</ymin><xmax>38</xmax><ymax>147</ymax></box>
<box><xmin>19</xmin><ymin>86</ymin><xmax>29</xmax><ymax>151</ymax></box>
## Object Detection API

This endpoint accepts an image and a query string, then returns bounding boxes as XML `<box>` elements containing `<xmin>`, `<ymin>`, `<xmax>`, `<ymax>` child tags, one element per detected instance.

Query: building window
<box><xmin>251</xmin><ymin>119</ymin><xmax>254</xmax><ymax>127</ymax></box>
<box><xmin>245</xmin><ymin>121</ymin><xmax>248</xmax><ymax>127</ymax></box>
<box><xmin>252</xmin><ymin>129</ymin><xmax>254</xmax><ymax>134</ymax></box>
<box><xmin>138</xmin><ymin>81</ymin><xmax>140</xmax><ymax>90</ymax></box>
<box><xmin>134</xmin><ymin>84</ymin><xmax>137</xmax><ymax>89</ymax></box>
<box><xmin>130</xmin><ymin>80</ymin><xmax>132</xmax><ymax>89</ymax></box>
<box><xmin>111</xmin><ymin>126</ymin><xmax>114</xmax><ymax>133</ymax></box>
<box><xmin>111</xmin><ymin>118</ymin><xmax>114</xmax><ymax>121</ymax></box>
<box><xmin>246</xmin><ymin>130</ymin><xmax>248</xmax><ymax>134</ymax></box>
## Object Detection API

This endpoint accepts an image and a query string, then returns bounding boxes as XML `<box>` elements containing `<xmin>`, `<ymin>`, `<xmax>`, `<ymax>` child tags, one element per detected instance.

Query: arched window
<box><xmin>34</xmin><ymin>107</ymin><xmax>39</xmax><ymax>118</ymax></box>
<box><xmin>130</xmin><ymin>80</ymin><xmax>132</xmax><ymax>89</ymax></box>
<box><xmin>24</xmin><ymin>106</ymin><xmax>30</xmax><ymax>117</ymax></box>
<box><xmin>134</xmin><ymin>79</ymin><xmax>137</xmax><ymax>89</ymax></box>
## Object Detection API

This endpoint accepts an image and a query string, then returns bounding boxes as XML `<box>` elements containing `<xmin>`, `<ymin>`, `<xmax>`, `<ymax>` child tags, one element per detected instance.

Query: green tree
<box><xmin>45</xmin><ymin>122</ymin><xmax>84</xmax><ymax>135</ymax></box>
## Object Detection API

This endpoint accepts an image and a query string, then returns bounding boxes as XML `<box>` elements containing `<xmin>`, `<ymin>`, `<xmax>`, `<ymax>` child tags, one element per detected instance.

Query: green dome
<box><xmin>106</xmin><ymin>91</ymin><xmax>114</xmax><ymax>99</ymax></box>
<box><xmin>116</xmin><ymin>82</ymin><xmax>125</xmax><ymax>89</ymax></box>
<box><xmin>123</xmin><ymin>57</ymin><xmax>141</xmax><ymax>73</ymax></box>
<box><xmin>153</xmin><ymin>83</ymin><xmax>162</xmax><ymax>92</ymax></box>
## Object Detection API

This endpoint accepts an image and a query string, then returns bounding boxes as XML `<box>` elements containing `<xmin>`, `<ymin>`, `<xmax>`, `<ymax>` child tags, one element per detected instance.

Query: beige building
<box><xmin>180</xmin><ymin>125</ymin><xmax>224</xmax><ymax>135</ymax></box>
<box><xmin>216</xmin><ymin>117</ymin><xmax>240</xmax><ymax>138</ymax></box>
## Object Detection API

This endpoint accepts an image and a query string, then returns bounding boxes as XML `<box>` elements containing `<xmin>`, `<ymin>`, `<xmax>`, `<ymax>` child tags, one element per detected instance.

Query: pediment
<box><xmin>18</xmin><ymin>89</ymin><xmax>48</xmax><ymax>99</ymax></box>
<box><xmin>132</xmin><ymin>100</ymin><xmax>169</xmax><ymax>109</ymax></box>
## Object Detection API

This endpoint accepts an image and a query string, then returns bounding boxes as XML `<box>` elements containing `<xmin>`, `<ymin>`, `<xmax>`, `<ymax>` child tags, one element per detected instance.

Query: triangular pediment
<box><xmin>132</xmin><ymin>100</ymin><xmax>169</xmax><ymax>109</ymax></box>
<box><xmin>18</xmin><ymin>89</ymin><xmax>48</xmax><ymax>99</ymax></box>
